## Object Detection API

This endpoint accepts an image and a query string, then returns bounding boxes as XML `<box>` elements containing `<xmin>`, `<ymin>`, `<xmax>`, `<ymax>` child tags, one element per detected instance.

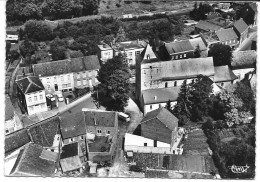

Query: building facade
<box><xmin>233</xmin><ymin>18</ymin><xmax>249</xmax><ymax>45</ymax></box>
<box><xmin>16</xmin><ymin>76</ymin><xmax>48</xmax><ymax>115</ymax></box>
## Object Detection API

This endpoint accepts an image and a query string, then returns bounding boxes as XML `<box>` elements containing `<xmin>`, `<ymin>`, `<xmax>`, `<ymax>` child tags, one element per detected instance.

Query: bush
<box><xmin>129</xmin><ymin>165</ymin><xmax>143</xmax><ymax>172</ymax></box>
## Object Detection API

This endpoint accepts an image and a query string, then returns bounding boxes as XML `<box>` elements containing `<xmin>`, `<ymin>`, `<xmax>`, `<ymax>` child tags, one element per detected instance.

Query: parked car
<box><xmin>57</xmin><ymin>93</ymin><xmax>64</xmax><ymax>102</ymax></box>
<box><xmin>118</xmin><ymin>112</ymin><xmax>130</xmax><ymax>122</ymax></box>
<box><xmin>46</xmin><ymin>93</ymin><xmax>55</xmax><ymax>101</ymax></box>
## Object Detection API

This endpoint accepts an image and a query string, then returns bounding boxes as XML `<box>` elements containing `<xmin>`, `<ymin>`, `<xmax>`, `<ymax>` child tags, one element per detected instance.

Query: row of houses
<box><xmin>5</xmin><ymin>110</ymin><xmax>119</xmax><ymax>176</ymax></box>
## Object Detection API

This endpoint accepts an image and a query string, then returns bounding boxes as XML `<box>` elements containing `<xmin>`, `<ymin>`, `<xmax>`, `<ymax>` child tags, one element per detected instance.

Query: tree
<box><xmin>24</xmin><ymin>20</ymin><xmax>53</xmax><ymax>41</ymax></box>
<box><xmin>116</xmin><ymin>26</ymin><xmax>126</xmax><ymax>43</ymax></box>
<box><xmin>171</xmin><ymin>80</ymin><xmax>192</xmax><ymax>126</ymax></box>
<box><xmin>234</xmin><ymin>81</ymin><xmax>255</xmax><ymax>115</ymax></box>
<box><xmin>81</xmin><ymin>0</ymin><xmax>99</xmax><ymax>16</ymax></box>
<box><xmin>189</xmin><ymin>75</ymin><xmax>213</xmax><ymax>122</ymax></box>
<box><xmin>6</xmin><ymin>41</ymin><xmax>11</xmax><ymax>57</ymax></box>
<box><xmin>50</xmin><ymin>37</ymin><xmax>67</xmax><ymax>61</ymax></box>
<box><xmin>21</xmin><ymin>3</ymin><xmax>42</xmax><ymax>21</ymax></box>
<box><xmin>19</xmin><ymin>38</ymin><xmax>37</xmax><ymax>57</ymax></box>
<box><xmin>97</xmin><ymin>53</ymin><xmax>131</xmax><ymax>111</ymax></box>
<box><xmin>208</xmin><ymin>43</ymin><xmax>233</xmax><ymax>66</ymax></box>
<box><xmin>8</xmin><ymin>50</ymin><xmax>20</xmax><ymax>63</ymax></box>
<box><xmin>194</xmin><ymin>44</ymin><xmax>201</xmax><ymax>58</ymax></box>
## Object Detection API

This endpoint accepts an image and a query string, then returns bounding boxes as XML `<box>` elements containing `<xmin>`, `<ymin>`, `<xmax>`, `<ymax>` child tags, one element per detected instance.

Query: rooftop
<box><xmin>60</xmin><ymin>112</ymin><xmax>86</xmax><ymax>139</ymax></box>
<box><xmin>216</xmin><ymin>28</ymin><xmax>238</xmax><ymax>42</ymax></box>
<box><xmin>189</xmin><ymin>37</ymin><xmax>207</xmax><ymax>51</ymax></box>
<box><xmin>88</xmin><ymin>136</ymin><xmax>111</xmax><ymax>153</ymax></box>
<box><xmin>164</xmin><ymin>40</ymin><xmax>194</xmax><ymax>55</ymax></box>
<box><xmin>5</xmin><ymin>129</ymin><xmax>30</xmax><ymax>154</ymax></box>
<box><xmin>214</xmin><ymin>65</ymin><xmax>237</xmax><ymax>83</ymax></box>
<box><xmin>141</xmin><ymin>108</ymin><xmax>178</xmax><ymax>131</ymax></box>
<box><xmin>60</xmin><ymin>156</ymin><xmax>82</xmax><ymax>173</ymax></box>
<box><xmin>33</xmin><ymin>55</ymin><xmax>100</xmax><ymax>77</ymax></box>
<box><xmin>60</xmin><ymin>142</ymin><xmax>78</xmax><ymax>159</ymax></box>
<box><xmin>16</xmin><ymin>76</ymin><xmax>44</xmax><ymax>94</ymax></box>
<box><xmin>195</xmin><ymin>20</ymin><xmax>224</xmax><ymax>32</ymax></box>
<box><xmin>84</xmin><ymin>110</ymin><xmax>117</xmax><ymax>127</ymax></box>
<box><xmin>233</xmin><ymin>18</ymin><xmax>248</xmax><ymax>34</ymax></box>
<box><xmin>111</xmin><ymin>40</ymin><xmax>147</xmax><ymax>51</ymax></box>
<box><xmin>142</xmin><ymin>87</ymin><xmax>181</xmax><ymax>105</ymax></box>
<box><xmin>231</xmin><ymin>50</ymin><xmax>257</xmax><ymax>69</ymax></box>
<box><xmin>27</xmin><ymin>116</ymin><xmax>60</xmax><ymax>147</ymax></box>
<box><xmin>5</xmin><ymin>95</ymin><xmax>14</xmax><ymax>121</ymax></box>
<box><xmin>10</xmin><ymin>143</ymin><xmax>56</xmax><ymax>177</ymax></box>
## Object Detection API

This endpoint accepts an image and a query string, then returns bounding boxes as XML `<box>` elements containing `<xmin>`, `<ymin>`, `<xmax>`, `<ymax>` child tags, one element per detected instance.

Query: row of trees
<box><xmin>190</xmin><ymin>2</ymin><xmax>214</xmax><ymax>21</ymax></box>
<box><xmin>6</xmin><ymin>0</ymin><xmax>99</xmax><ymax>22</ymax></box>
<box><xmin>166</xmin><ymin>75</ymin><xmax>255</xmax><ymax>126</ymax></box>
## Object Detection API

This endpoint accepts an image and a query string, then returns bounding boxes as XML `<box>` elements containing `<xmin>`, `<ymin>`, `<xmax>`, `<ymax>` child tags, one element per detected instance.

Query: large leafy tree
<box><xmin>24</xmin><ymin>20</ymin><xmax>53</xmax><ymax>41</ymax></box>
<box><xmin>208</xmin><ymin>43</ymin><xmax>233</xmax><ymax>66</ymax></box>
<box><xmin>189</xmin><ymin>75</ymin><xmax>213</xmax><ymax>122</ymax></box>
<box><xmin>97</xmin><ymin>53</ymin><xmax>131</xmax><ymax>112</ymax></box>
<box><xmin>19</xmin><ymin>38</ymin><xmax>37</xmax><ymax>57</ymax></box>
<box><xmin>50</xmin><ymin>37</ymin><xmax>67</xmax><ymax>61</ymax></box>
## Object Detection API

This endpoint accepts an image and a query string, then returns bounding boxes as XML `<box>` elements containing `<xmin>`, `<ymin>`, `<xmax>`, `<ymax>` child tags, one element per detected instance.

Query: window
<box><xmin>136</xmin><ymin>51</ymin><xmax>140</xmax><ymax>55</ymax></box>
<box><xmin>180</xmin><ymin>55</ymin><xmax>182</xmax><ymax>58</ymax></box>
<box><xmin>106</xmin><ymin>130</ymin><xmax>111</xmax><ymax>135</ymax></box>
<box><xmin>69</xmin><ymin>138</ymin><xmax>73</xmax><ymax>143</ymax></box>
<box><xmin>97</xmin><ymin>129</ymin><xmax>102</xmax><ymax>134</ymax></box>
<box><xmin>40</xmin><ymin>95</ymin><xmax>43</xmax><ymax>100</ymax></box>
<box><xmin>28</xmin><ymin>97</ymin><xmax>32</xmax><ymax>102</ymax></box>
<box><xmin>47</xmin><ymin>78</ymin><xmax>50</xmax><ymax>83</ymax></box>
<box><xmin>83</xmin><ymin>79</ymin><xmax>87</xmax><ymax>85</ymax></box>
<box><xmin>144</xmin><ymin>143</ymin><xmax>147</xmax><ymax>147</ymax></box>
<box><xmin>174</xmin><ymin>81</ymin><xmax>177</xmax><ymax>87</ymax></box>
<box><xmin>184</xmin><ymin>54</ymin><xmax>186</xmax><ymax>58</ymax></box>
<box><xmin>77</xmin><ymin>81</ymin><xmax>81</xmax><ymax>86</ymax></box>
<box><xmin>83</xmin><ymin>72</ymin><xmax>86</xmax><ymax>78</ymax></box>
<box><xmin>80</xmin><ymin>136</ymin><xmax>84</xmax><ymax>140</ymax></box>
<box><xmin>54</xmin><ymin>77</ymin><xmax>57</xmax><ymax>82</ymax></box>
<box><xmin>68</xmin><ymin>83</ymin><xmax>71</xmax><ymax>88</ymax></box>
<box><xmin>175</xmin><ymin>55</ymin><xmax>178</xmax><ymax>59</ymax></box>
<box><xmin>150</xmin><ymin>105</ymin><xmax>152</xmax><ymax>110</ymax></box>
<box><xmin>77</xmin><ymin>73</ymin><xmax>80</xmax><ymax>79</ymax></box>
<box><xmin>67</xmin><ymin>75</ymin><xmax>70</xmax><ymax>80</ymax></box>
<box><xmin>61</xmin><ymin>76</ymin><xmax>64</xmax><ymax>81</ymax></box>
<box><xmin>165</xmin><ymin>82</ymin><xmax>168</xmax><ymax>88</ymax></box>
<box><xmin>34</xmin><ymin>96</ymin><xmax>37</xmax><ymax>101</ymax></box>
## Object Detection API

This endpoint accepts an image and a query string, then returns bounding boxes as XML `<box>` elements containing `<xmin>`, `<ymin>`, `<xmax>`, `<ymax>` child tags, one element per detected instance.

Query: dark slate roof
<box><xmin>16</xmin><ymin>76</ymin><xmax>44</xmax><ymax>94</ymax></box>
<box><xmin>27</xmin><ymin>116</ymin><xmax>60</xmax><ymax>147</ymax></box>
<box><xmin>142</xmin><ymin>87</ymin><xmax>181</xmax><ymax>105</ymax></box>
<box><xmin>164</xmin><ymin>40</ymin><xmax>194</xmax><ymax>55</ymax></box>
<box><xmin>231</xmin><ymin>50</ymin><xmax>257</xmax><ymax>69</ymax></box>
<box><xmin>60</xmin><ymin>112</ymin><xmax>86</xmax><ymax>139</ymax></box>
<box><xmin>141</xmin><ymin>108</ymin><xmax>178</xmax><ymax>131</ymax></box>
<box><xmin>214</xmin><ymin>66</ymin><xmax>237</xmax><ymax>83</ymax></box>
<box><xmin>216</xmin><ymin>28</ymin><xmax>238</xmax><ymax>42</ymax></box>
<box><xmin>60</xmin><ymin>142</ymin><xmax>78</xmax><ymax>159</ymax></box>
<box><xmin>5</xmin><ymin>95</ymin><xmax>14</xmax><ymax>121</ymax></box>
<box><xmin>84</xmin><ymin>111</ymin><xmax>117</xmax><ymax>127</ymax></box>
<box><xmin>33</xmin><ymin>55</ymin><xmax>100</xmax><ymax>77</ymax></box>
<box><xmin>5</xmin><ymin>129</ymin><xmax>30</xmax><ymax>154</ymax></box>
<box><xmin>234</xmin><ymin>18</ymin><xmax>248</xmax><ymax>34</ymax></box>
<box><xmin>10</xmin><ymin>143</ymin><xmax>56</xmax><ymax>177</ymax></box>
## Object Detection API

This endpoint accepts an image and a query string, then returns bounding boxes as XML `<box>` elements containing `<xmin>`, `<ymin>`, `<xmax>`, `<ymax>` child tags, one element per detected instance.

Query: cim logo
<box><xmin>228</xmin><ymin>165</ymin><xmax>250</xmax><ymax>173</ymax></box>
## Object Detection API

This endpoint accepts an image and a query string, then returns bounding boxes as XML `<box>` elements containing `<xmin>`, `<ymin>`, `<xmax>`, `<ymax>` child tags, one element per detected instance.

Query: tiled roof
<box><xmin>144</xmin><ymin>57</ymin><xmax>214</xmax><ymax>81</ymax></box>
<box><xmin>60</xmin><ymin>156</ymin><xmax>82</xmax><ymax>173</ymax></box>
<box><xmin>5</xmin><ymin>129</ymin><xmax>30</xmax><ymax>154</ymax></box>
<box><xmin>16</xmin><ymin>76</ymin><xmax>44</xmax><ymax>94</ymax></box>
<box><xmin>189</xmin><ymin>37</ymin><xmax>207</xmax><ymax>51</ymax></box>
<box><xmin>164</xmin><ymin>40</ymin><xmax>194</xmax><ymax>55</ymax></box>
<box><xmin>141</xmin><ymin>108</ymin><xmax>178</xmax><ymax>131</ymax></box>
<box><xmin>214</xmin><ymin>66</ymin><xmax>237</xmax><ymax>83</ymax></box>
<box><xmin>5</xmin><ymin>95</ymin><xmax>14</xmax><ymax>121</ymax></box>
<box><xmin>84</xmin><ymin>110</ymin><xmax>117</xmax><ymax>127</ymax></box>
<box><xmin>232</xmin><ymin>50</ymin><xmax>256</xmax><ymax>69</ymax></box>
<box><xmin>60</xmin><ymin>112</ymin><xmax>86</xmax><ymax>139</ymax></box>
<box><xmin>27</xmin><ymin>116</ymin><xmax>60</xmax><ymax>147</ymax></box>
<box><xmin>10</xmin><ymin>143</ymin><xmax>56</xmax><ymax>176</ymax></box>
<box><xmin>233</xmin><ymin>18</ymin><xmax>248</xmax><ymax>34</ymax></box>
<box><xmin>33</xmin><ymin>55</ymin><xmax>100</xmax><ymax>77</ymax></box>
<box><xmin>216</xmin><ymin>28</ymin><xmax>238</xmax><ymax>42</ymax></box>
<box><xmin>142</xmin><ymin>87</ymin><xmax>181</xmax><ymax>105</ymax></box>
<box><xmin>112</xmin><ymin>40</ymin><xmax>147</xmax><ymax>51</ymax></box>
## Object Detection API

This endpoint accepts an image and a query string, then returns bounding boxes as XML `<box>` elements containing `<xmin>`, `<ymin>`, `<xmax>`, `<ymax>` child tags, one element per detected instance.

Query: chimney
<box><xmin>93</xmin><ymin>113</ymin><xmax>97</xmax><ymax>126</ymax></box>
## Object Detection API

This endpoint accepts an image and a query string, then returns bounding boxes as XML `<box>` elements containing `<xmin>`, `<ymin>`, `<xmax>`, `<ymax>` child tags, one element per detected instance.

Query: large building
<box><xmin>98</xmin><ymin>40</ymin><xmax>147</xmax><ymax>65</ymax></box>
<box><xmin>16</xmin><ymin>76</ymin><xmax>48</xmax><ymax>115</ymax></box>
<box><xmin>136</xmin><ymin>44</ymin><xmax>215</xmax><ymax>113</ymax></box>
<box><xmin>33</xmin><ymin>55</ymin><xmax>100</xmax><ymax>94</ymax></box>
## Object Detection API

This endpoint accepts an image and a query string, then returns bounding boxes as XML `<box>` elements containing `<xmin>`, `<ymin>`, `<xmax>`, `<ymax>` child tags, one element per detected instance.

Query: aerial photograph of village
<box><xmin>4</xmin><ymin>0</ymin><xmax>257</xmax><ymax>179</ymax></box>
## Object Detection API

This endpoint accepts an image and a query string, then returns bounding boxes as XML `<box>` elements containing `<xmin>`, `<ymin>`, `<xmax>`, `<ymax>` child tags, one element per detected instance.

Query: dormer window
<box><xmin>147</xmin><ymin>54</ymin><xmax>150</xmax><ymax>60</ymax></box>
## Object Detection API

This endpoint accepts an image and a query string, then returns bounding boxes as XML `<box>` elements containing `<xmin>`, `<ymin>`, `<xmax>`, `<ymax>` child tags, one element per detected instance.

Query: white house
<box><xmin>16</xmin><ymin>76</ymin><xmax>48</xmax><ymax>116</ymax></box>
<box><xmin>97</xmin><ymin>44</ymin><xmax>114</xmax><ymax>63</ymax></box>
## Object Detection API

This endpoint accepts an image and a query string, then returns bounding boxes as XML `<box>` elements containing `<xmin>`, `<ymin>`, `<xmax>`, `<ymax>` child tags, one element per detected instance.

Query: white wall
<box><xmin>144</xmin><ymin>101</ymin><xmax>177</xmax><ymax>114</ymax></box>
<box><xmin>233</xmin><ymin>68</ymin><xmax>255</xmax><ymax>83</ymax></box>
<box><xmin>101</xmin><ymin>50</ymin><xmax>113</xmax><ymax>62</ymax></box>
<box><xmin>25</xmin><ymin>90</ymin><xmax>48</xmax><ymax>115</ymax></box>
